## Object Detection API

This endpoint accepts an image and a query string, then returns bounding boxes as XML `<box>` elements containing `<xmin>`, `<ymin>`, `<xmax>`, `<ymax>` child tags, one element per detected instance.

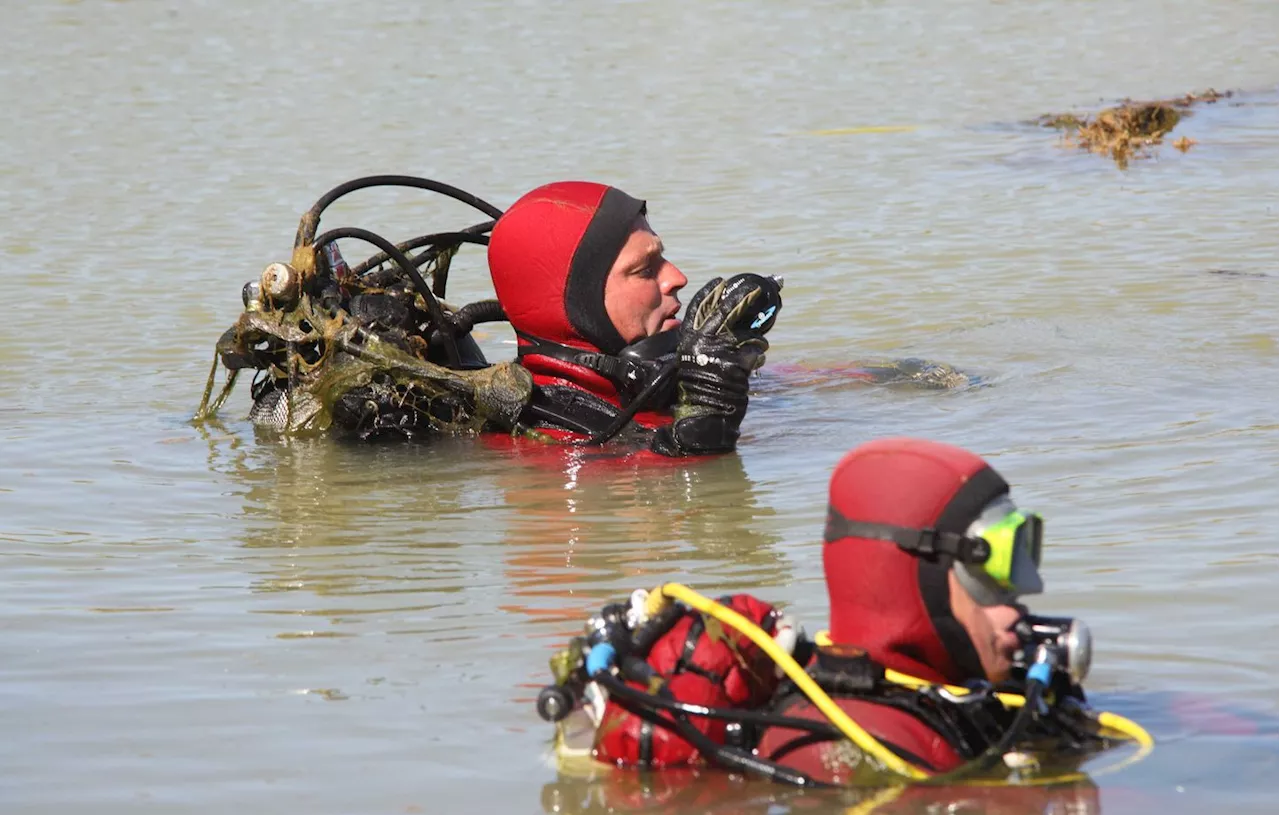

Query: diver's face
<box><xmin>949</xmin><ymin>570</ymin><xmax>1022</xmax><ymax>683</ymax></box>
<box><xmin>604</xmin><ymin>215</ymin><xmax>688</xmax><ymax>344</ymax></box>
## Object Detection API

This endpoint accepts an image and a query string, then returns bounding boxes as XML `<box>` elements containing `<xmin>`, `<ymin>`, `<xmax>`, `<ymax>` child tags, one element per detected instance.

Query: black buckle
<box><xmin>571</xmin><ymin>350</ymin><xmax>608</xmax><ymax>373</ymax></box>
<box><xmin>813</xmin><ymin>644</ymin><xmax>884</xmax><ymax>692</ymax></box>
<box><xmin>516</xmin><ymin>334</ymin><xmax>648</xmax><ymax>397</ymax></box>
<box><xmin>577</xmin><ymin>352</ymin><xmax>637</xmax><ymax>386</ymax></box>
<box><xmin>964</xmin><ymin>537</ymin><xmax>991</xmax><ymax>563</ymax></box>
<box><xmin>912</xmin><ymin>528</ymin><xmax>990</xmax><ymax>564</ymax></box>
<box><xmin>912</xmin><ymin>528</ymin><xmax>940</xmax><ymax>555</ymax></box>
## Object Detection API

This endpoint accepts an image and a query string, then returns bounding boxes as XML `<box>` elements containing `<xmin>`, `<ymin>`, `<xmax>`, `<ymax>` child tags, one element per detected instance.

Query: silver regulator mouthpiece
<box><xmin>1013</xmin><ymin>615</ymin><xmax>1092</xmax><ymax>685</ymax></box>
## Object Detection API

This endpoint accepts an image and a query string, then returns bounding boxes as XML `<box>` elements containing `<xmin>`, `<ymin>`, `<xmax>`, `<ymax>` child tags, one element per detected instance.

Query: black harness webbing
<box><xmin>822</xmin><ymin>508</ymin><xmax>991</xmax><ymax>565</ymax></box>
<box><xmin>515</xmin><ymin>331</ymin><xmax>654</xmax><ymax>395</ymax></box>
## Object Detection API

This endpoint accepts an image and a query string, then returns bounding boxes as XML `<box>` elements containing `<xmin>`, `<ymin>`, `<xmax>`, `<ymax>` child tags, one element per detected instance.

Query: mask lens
<box><xmin>978</xmin><ymin>511</ymin><xmax>1024</xmax><ymax>587</ymax></box>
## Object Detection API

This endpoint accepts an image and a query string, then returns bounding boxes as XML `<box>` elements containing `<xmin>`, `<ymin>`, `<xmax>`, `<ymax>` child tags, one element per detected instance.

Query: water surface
<box><xmin>0</xmin><ymin>1</ymin><xmax>1276</xmax><ymax>813</ymax></box>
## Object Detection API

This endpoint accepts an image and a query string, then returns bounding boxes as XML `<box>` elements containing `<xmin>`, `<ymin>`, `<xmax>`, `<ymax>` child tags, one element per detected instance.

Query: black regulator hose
<box><xmin>629</xmin><ymin>600</ymin><xmax>685</xmax><ymax>655</ymax></box>
<box><xmin>593</xmin><ymin>671</ymin><xmax>827</xmax><ymax>788</ymax></box>
<box><xmin>452</xmin><ymin>300</ymin><xmax>508</xmax><ymax>335</ymax></box>
<box><xmin>313</xmin><ymin>226</ymin><xmax>461</xmax><ymax>367</ymax></box>
<box><xmin>601</xmin><ymin>668</ymin><xmax>845</xmax><ymax>739</ymax></box>
<box><xmin>536</xmin><ymin>682</ymin><xmax>583</xmax><ymax>724</ymax></box>
<box><xmin>295</xmin><ymin>175</ymin><xmax>505</xmax><ymax>249</ymax></box>
<box><xmin>348</xmin><ymin>227</ymin><xmax>494</xmax><ymax>280</ymax></box>
<box><xmin>576</xmin><ymin>359</ymin><xmax>678</xmax><ymax>447</ymax></box>
<box><xmin>412</xmin><ymin>230</ymin><xmax>493</xmax><ymax>298</ymax></box>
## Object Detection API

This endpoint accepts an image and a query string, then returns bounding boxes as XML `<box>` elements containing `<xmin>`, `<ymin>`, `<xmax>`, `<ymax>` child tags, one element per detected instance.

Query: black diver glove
<box><xmin>651</xmin><ymin>274</ymin><xmax>782</xmax><ymax>457</ymax></box>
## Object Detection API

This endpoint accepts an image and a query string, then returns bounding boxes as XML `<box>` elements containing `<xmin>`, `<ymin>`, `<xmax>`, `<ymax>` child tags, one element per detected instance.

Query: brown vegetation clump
<box><xmin>1038</xmin><ymin>89</ymin><xmax>1231</xmax><ymax>167</ymax></box>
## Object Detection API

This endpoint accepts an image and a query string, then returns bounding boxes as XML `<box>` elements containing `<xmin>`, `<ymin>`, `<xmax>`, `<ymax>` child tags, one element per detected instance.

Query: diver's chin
<box><xmin>659</xmin><ymin>317</ymin><xmax>682</xmax><ymax>332</ymax></box>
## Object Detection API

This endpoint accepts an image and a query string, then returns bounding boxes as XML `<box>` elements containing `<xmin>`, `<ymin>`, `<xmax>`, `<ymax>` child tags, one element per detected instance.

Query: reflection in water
<box><xmin>200</xmin><ymin>421</ymin><xmax>790</xmax><ymax>638</ymax></box>
<box><xmin>205</xmin><ymin>427</ymin><xmax>483</xmax><ymax>607</ymax></box>
<box><xmin>537</xmin><ymin>689</ymin><xmax>1280</xmax><ymax>814</ymax></box>
<box><xmin>540</xmin><ymin>770</ymin><xmax>1102</xmax><ymax>814</ymax></box>
<box><xmin>491</xmin><ymin>438</ymin><xmax>789</xmax><ymax>629</ymax></box>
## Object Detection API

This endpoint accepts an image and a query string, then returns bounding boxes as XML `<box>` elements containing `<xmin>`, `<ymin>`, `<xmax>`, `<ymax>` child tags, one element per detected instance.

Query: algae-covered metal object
<box><xmin>195</xmin><ymin>176</ymin><xmax>532</xmax><ymax>440</ymax></box>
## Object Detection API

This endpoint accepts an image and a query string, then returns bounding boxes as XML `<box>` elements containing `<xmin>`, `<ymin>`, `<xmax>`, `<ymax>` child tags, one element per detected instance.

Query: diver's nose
<box><xmin>661</xmin><ymin>262</ymin><xmax>688</xmax><ymax>295</ymax></box>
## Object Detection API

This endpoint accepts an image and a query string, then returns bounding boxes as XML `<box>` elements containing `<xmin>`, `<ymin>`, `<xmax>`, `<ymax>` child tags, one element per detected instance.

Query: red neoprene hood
<box><xmin>488</xmin><ymin>181</ymin><xmax>646</xmax><ymax>356</ymax></box>
<box><xmin>822</xmin><ymin>438</ymin><xmax>1010</xmax><ymax>684</ymax></box>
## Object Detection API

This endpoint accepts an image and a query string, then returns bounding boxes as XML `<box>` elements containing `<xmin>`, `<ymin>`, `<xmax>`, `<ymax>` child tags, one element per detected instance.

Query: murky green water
<box><xmin>1</xmin><ymin>1</ymin><xmax>1276</xmax><ymax>813</ymax></box>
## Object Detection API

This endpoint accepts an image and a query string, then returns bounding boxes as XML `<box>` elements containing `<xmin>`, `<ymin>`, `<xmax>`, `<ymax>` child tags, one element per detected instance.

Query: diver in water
<box><xmin>754</xmin><ymin>436</ymin><xmax>1054</xmax><ymax>778</ymax></box>
<box><xmin>202</xmin><ymin>175</ymin><xmax>782</xmax><ymax>454</ymax></box>
<box><xmin>202</xmin><ymin>175</ymin><xmax>978</xmax><ymax>447</ymax></box>
<box><xmin>535</xmin><ymin>438</ymin><xmax>1150</xmax><ymax>795</ymax></box>
<box><xmin>487</xmin><ymin>181</ymin><xmax>781</xmax><ymax>457</ymax></box>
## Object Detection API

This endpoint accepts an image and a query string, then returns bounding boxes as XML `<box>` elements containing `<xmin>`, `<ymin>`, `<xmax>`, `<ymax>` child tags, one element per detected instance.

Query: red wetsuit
<box><xmin>487</xmin><ymin>181</ymin><xmax>675</xmax><ymax>448</ymax></box>
<box><xmin>757</xmin><ymin>439</ymin><xmax>1015</xmax><ymax>779</ymax></box>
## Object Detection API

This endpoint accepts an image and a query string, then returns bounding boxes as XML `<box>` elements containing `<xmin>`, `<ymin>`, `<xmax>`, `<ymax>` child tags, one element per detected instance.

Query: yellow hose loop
<box><xmin>815</xmin><ymin>630</ymin><xmax>1154</xmax><ymax>749</ymax></box>
<box><xmin>659</xmin><ymin>583</ymin><xmax>928</xmax><ymax>780</ymax></box>
<box><xmin>1086</xmin><ymin>711</ymin><xmax>1156</xmax><ymax>779</ymax></box>
<box><xmin>1096</xmin><ymin>711</ymin><xmax>1155</xmax><ymax>749</ymax></box>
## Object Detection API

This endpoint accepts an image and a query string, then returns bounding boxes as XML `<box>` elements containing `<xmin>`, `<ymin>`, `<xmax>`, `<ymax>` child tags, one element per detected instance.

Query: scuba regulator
<box><xmin>535</xmin><ymin>605</ymin><xmax>622</xmax><ymax>724</ymax></box>
<box><xmin>614</xmin><ymin>272</ymin><xmax>783</xmax><ymax>378</ymax></box>
<box><xmin>537</xmin><ymin>595</ymin><xmax>678</xmax><ymax>724</ymax></box>
<box><xmin>727</xmin><ymin>273</ymin><xmax>784</xmax><ymax>336</ymax></box>
<box><xmin>1012</xmin><ymin>614</ymin><xmax>1093</xmax><ymax>687</ymax></box>
<box><xmin>556</xmin><ymin>273</ymin><xmax>785</xmax><ymax>447</ymax></box>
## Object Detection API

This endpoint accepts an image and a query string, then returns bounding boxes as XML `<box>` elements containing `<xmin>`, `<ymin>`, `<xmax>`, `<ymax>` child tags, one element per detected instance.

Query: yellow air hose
<box><xmin>657</xmin><ymin>583</ymin><xmax>928</xmax><ymax>779</ymax></box>
<box><xmin>656</xmin><ymin>583</ymin><xmax>1154</xmax><ymax>781</ymax></box>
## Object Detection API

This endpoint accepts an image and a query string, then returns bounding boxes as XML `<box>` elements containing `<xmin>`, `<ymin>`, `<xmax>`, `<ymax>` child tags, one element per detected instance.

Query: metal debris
<box><xmin>195</xmin><ymin>176</ymin><xmax>531</xmax><ymax>440</ymax></box>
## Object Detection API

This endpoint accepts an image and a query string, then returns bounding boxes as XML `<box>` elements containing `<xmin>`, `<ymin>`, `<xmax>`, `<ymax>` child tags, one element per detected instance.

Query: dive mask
<box><xmin>954</xmin><ymin>495</ymin><xmax>1044</xmax><ymax>607</ymax></box>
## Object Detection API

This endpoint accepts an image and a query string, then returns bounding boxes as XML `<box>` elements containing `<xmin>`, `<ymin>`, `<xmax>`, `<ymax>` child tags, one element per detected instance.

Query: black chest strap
<box><xmin>516</xmin><ymin>331</ymin><xmax>635</xmax><ymax>382</ymax></box>
<box><xmin>516</xmin><ymin>331</ymin><xmax>673</xmax><ymax>405</ymax></box>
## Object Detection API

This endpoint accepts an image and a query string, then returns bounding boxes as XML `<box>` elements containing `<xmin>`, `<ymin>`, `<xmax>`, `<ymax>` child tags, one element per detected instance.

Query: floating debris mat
<box><xmin>1038</xmin><ymin>89</ymin><xmax>1231</xmax><ymax>166</ymax></box>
